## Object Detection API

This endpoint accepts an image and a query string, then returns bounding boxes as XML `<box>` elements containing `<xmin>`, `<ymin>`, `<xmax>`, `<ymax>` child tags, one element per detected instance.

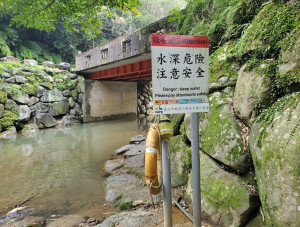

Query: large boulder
<box><xmin>104</xmin><ymin>159</ymin><xmax>125</xmax><ymax>174</ymax></box>
<box><xmin>195</xmin><ymin>92</ymin><xmax>249</xmax><ymax>173</ymax></box>
<box><xmin>15</xmin><ymin>75</ymin><xmax>27</xmax><ymax>84</ymax></box>
<box><xmin>4</xmin><ymin>99</ymin><xmax>18</xmax><ymax>112</ymax></box>
<box><xmin>277</xmin><ymin>26</ymin><xmax>300</xmax><ymax>94</ymax></box>
<box><xmin>42</xmin><ymin>61</ymin><xmax>56</xmax><ymax>68</ymax></box>
<box><xmin>234</xmin><ymin>63</ymin><xmax>273</xmax><ymax>127</ymax></box>
<box><xmin>28</xmin><ymin>97</ymin><xmax>39</xmax><ymax>106</ymax></box>
<box><xmin>249</xmin><ymin>92</ymin><xmax>300</xmax><ymax>226</ymax></box>
<box><xmin>0</xmin><ymin>126</ymin><xmax>17</xmax><ymax>139</ymax></box>
<box><xmin>23</xmin><ymin>59</ymin><xmax>38</xmax><ymax>66</ymax></box>
<box><xmin>209</xmin><ymin>41</ymin><xmax>240</xmax><ymax>82</ymax></box>
<box><xmin>20</xmin><ymin>124</ymin><xmax>39</xmax><ymax>137</ymax></box>
<box><xmin>33</xmin><ymin>102</ymin><xmax>50</xmax><ymax>113</ymax></box>
<box><xmin>57</xmin><ymin>62</ymin><xmax>70</xmax><ymax>70</ymax></box>
<box><xmin>186</xmin><ymin>152</ymin><xmax>259</xmax><ymax>227</ymax></box>
<box><xmin>36</xmin><ymin>113</ymin><xmax>57</xmax><ymax>128</ymax></box>
<box><xmin>105</xmin><ymin>174</ymin><xmax>140</xmax><ymax>204</ymax></box>
<box><xmin>0</xmin><ymin>56</ymin><xmax>19</xmax><ymax>63</ymax></box>
<box><xmin>39</xmin><ymin>82</ymin><xmax>53</xmax><ymax>90</ymax></box>
<box><xmin>18</xmin><ymin>105</ymin><xmax>31</xmax><ymax>121</ymax></box>
<box><xmin>170</xmin><ymin>135</ymin><xmax>190</xmax><ymax>187</ymax></box>
<box><xmin>40</xmin><ymin>89</ymin><xmax>64</xmax><ymax>102</ymax></box>
<box><xmin>12</xmin><ymin>91</ymin><xmax>30</xmax><ymax>104</ymax></box>
<box><xmin>96</xmin><ymin>209</ymin><xmax>162</xmax><ymax>227</ymax></box>
<box><xmin>49</xmin><ymin>100</ymin><xmax>69</xmax><ymax>116</ymax></box>
<box><xmin>62</xmin><ymin>115</ymin><xmax>81</xmax><ymax>127</ymax></box>
<box><xmin>169</xmin><ymin>113</ymin><xmax>185</xmax><ymax>135</ymax></box>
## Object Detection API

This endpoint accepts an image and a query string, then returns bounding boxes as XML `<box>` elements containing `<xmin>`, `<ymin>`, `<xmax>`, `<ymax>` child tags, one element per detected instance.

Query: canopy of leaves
<box><xmin>0</xmin><ymin>0</ymin><xmax>141</xmax><ymax>36</ymax></box>
<box><xmin>0</xmin><ymin>0</ymin><xmax>186</xmax><ymax>63</ymax></box>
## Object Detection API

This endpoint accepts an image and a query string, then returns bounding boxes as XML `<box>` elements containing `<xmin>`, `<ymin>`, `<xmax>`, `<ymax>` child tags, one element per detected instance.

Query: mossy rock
<box><xmin>235</xmin><ymin>2</ymin><xmax>300</xmax><ymax>58</ymax></box>
<box><xmin>277</xmin><ymin>25</ymin><xmax>300</xmax><ymax>94</ymax></box>
<box><xmin>200</xmin><ymin>92</ymin><xmax>249</xmax><ymax>173</ymax></box>
<box><xmin>169</xmin><ymin>113</ymin><xmax>185</xmax><ymax>135</ymax></box>
<box><xmin>186</xmin><ymin>151</ymin><xmax>259</xmax><ymax>227</ymax></box>
<box><xmin>0</xmin><ymin>110</ymin><xmax>19</xmax><ymax>129</ymax></box>
<box><xmin>21</xmin><ymin>83</ymin><xmax>38</xmax><ymax>96</ymax></box>
<box><xmin>233</xmin><ymin>62</ymin><xmax>273</xmax><ymax>126</ymax></box>
<box><xmin>209</xmin><ymin>41</ymin><xmax>240</xmax><ymax>82</ymax></box>
<box><xmin>0</xmin><ymin>91</ymin><xmax>7</xmax><ymax>104</ymax></box>
<box><xmin>170</xmin><ymin>135</ymin><xmax>191</xmax><ymax>186</ymax></box>
<box><xmin>181</xmin><ymin>0</ymin><xmax>263</xmax><ymax>51</ymax></box>
<box><xmin>245</xmin><ymin>211</ymin><xmax>267</xmax><ymax>227</ymax></box>
<box><xmin>249</xmin><ymin>92</ymin><xmax>300</xmax><ymax>226</ymax></box>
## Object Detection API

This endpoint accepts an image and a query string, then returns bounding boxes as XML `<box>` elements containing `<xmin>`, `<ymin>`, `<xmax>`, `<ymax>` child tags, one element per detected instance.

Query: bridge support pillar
<box><xmin>82</xmin><ymin>80</ymin><xmax>137</xmax><ymax>122</ymax></box>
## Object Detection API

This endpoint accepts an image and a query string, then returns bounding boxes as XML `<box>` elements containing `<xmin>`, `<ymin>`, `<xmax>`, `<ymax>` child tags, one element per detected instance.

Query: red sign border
<box><xmin>151</xmin><ymin>33</ymin><xmax>209</xmax><ymax>48</ymax></box>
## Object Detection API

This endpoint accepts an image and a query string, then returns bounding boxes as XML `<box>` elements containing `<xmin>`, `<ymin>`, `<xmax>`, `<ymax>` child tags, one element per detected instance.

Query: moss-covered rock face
<box><xmin>249</xmin><ymin>92</ymin><xmax>300</xmax><ymax>226</ymax></box>
<box><xmin>235</xmin><ymin>2</ymin><xmax>300</xmax><ymax>58</ymax></box>
<box><xmin>169</xmin><ymin>113</ymin><xmax>185</xmax><ymax>135</ymax></box>
<box><xmin>277</xmin><ymin>26</ymin><xmax>300</xmax><ymax>94</ymax></box>
<box><xmin>170</xmin><ymin>135</ymin><xmax>191</xmax><ymax>186</ymax></box>
<box><xmin>209</xmin><ymin>41</ymin><xmax>240</xmax><ymax>82</ymax></box>
<box><xmin>245</xmin><ymin>212</ymin><xmax>267</xmax><ymax>227</ymax></box>
<box><xmin>0</xmin><ymin>110</ymin><xmax>19</xmax><ymax>129</ymax></box>
<box><xmin>199</xmin><ymin>92</ymin><xmax>249</xmax><ymax>173</ymax></box>
<box><xmin>186</xmin><ymin>151</ymin><xmax>259</xmax><ymax>227</ymax></box>
<box><xmin>179</xmin><ymin>0</ymin><xmax>263</xmax><ymax>52</ymax></box>
<box><xmin>0</xmin><ymin>91</ymin><xmax>7</xmax><ymax>104</ymax></box>
<box><xmin>233</xmin><ymin>62</ymin><xmax>273</xmax><ymax>126</ymax></box>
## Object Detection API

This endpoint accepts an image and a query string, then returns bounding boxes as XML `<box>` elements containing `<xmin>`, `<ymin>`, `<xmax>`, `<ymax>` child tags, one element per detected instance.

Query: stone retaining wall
<box><xmin>0</xmin><ymin>57</ymin><xmax>84</xmax><ymax>138</ymax></box>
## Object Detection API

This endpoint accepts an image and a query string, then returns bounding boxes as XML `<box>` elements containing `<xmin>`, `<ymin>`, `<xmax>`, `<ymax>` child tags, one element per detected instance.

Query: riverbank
<box><xmin>0</xmin><ymin>133</ymin><xmax>211</xmax><ymax>227</ymax></box>
<box><xmin>98</xmin><ymin>134</ymin><xmax>216</xmax><ymax>227</ymax></box>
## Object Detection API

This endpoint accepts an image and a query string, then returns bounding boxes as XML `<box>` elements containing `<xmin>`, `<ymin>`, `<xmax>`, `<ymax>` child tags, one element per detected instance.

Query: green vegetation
<box><xmin>0</xmin><ymin>91</ymin><xmax>7</xmax><ymax>104</ymax></box>
<box><xmin>0</xmin><ymin>0</ymin><xmax>186</xmax><ymax>63</ymax></box>
<box><xmin>0</xmin><ymin>110</ymin><xmax>18</xmax><ymax>129</ymax></box>
<box><xmin>118</xmin><ymin>192</ymin><xmax>133</xmax><ymax>211</ymax></box>
<box><xmin>21</xmin><ymin>83</ymin><xmax>38</xmax><ymax>96</ymax></box>
<box><xmin>177</xmin><ymin>0</ymin><xmax>263</xmax><ymax>52</ymax></box>
<box><xmin>235</xmin><ymin>2</ymin><xmax>299</xmax><ymax>58</ymax></box>
<box><xmin>0</xmin><ymin>0</ymin><xmax>142</xmax><ymax>36</ymax></box>
<box><xmin>257</xmin><ymin>92</ymin><xmax>300</xmax><ymax>125</ymax></box>
<box><xmin>202</xmin><ymin>177</ymin><xmax>248</xmax><ymax>210</ymax></box>
<box><xmin>201</xmin><ymin>95</ymin><xmax>243</xmax><ymax>162</ymax></box>
<box><xmin>209</xmin><ymin>41</ymin><xmax>239</xmax><ymax>82</ymax></box>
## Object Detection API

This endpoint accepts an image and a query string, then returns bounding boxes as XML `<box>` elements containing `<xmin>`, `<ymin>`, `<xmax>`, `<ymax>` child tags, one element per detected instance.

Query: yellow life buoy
<box><xmin>145</xmin><ymin>124</ymin><xmax>162</xmax><ymax>195</ymax></box>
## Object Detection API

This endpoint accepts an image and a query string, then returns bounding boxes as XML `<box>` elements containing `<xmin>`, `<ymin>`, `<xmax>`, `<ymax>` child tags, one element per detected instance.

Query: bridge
<box><xmin>76</xmin><ymin>16</ymin><xmax>177</xmax><ymax>122</ymax></box>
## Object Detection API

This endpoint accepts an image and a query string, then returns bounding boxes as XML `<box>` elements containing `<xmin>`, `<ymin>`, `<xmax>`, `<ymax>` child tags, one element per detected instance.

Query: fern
<box><xmin>0</xmin><ymin>31</ymin><xmax>12</xmax><ymax>56</ymax></box>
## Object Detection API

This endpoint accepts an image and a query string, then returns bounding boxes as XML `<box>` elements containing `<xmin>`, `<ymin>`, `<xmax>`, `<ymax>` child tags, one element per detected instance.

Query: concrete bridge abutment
<box><xmin>82</xmin><ymin>80</ymin><xmax>137</xmax><ymax>122</ymax></box>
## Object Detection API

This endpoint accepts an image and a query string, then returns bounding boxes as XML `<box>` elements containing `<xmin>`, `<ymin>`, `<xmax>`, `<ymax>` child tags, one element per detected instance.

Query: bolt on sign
<box><xmin>151</xmin><ymin>34</ymin><xmax>209</xmax><ymax>115</ymax></box>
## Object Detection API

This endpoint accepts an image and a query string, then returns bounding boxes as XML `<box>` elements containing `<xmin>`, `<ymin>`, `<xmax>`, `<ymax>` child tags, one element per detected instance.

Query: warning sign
<box><xmin>151</xmin><ymin>34</ymin><xmax>209</xmax><ymax>115</ymax></box>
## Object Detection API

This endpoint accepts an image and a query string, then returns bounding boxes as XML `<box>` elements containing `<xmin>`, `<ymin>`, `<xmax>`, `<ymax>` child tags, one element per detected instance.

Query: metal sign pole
<box><xmin>191</xmin><ymin>112</ymin><xmax>201</xmax><ymax>226</ymax></box>
<box><xmin>162</xmin><ymin>139</ymin><xmax>172</xmax><ymax>227</ymax></box>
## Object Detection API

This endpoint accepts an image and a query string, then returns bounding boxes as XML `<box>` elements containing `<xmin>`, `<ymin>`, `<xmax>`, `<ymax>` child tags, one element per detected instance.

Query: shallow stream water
<box><xmin>0</xmin><ymin>118</ymin><xmax>143</xmax><ymax>219</ymax></box>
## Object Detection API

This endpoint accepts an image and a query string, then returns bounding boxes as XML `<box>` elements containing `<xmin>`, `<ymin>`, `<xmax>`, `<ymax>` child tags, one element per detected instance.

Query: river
<box><xmin>0</xmin><ymin>118</ymin><xmax>145</xmax><ymax>219</ymax></box>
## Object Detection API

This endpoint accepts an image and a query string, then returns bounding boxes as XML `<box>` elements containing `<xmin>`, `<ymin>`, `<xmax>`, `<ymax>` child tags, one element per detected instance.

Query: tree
<box><xmin>0</xmin><ymin>0</ymin><xmax>141</xmax><ymax>37</ymax></box>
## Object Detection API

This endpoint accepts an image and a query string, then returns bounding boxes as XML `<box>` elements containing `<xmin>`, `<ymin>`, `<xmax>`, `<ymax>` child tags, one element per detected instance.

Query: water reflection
<box><xmin>0</xmin><ymin>117</ymin><xmax>147</xmax><ymax>217</ymax></box>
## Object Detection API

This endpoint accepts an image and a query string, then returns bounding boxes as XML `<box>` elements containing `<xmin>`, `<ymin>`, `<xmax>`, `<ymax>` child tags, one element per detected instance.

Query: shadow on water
<box><xmin>0</xmin><ymin>116</ymin><xmax>152</xmax><ymax>218</ymax></box>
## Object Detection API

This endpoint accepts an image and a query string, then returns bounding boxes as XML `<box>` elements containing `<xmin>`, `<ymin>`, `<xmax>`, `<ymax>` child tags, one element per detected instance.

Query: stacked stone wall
<box><xmin>0</xmin><ymin>57</ymin><xmax>84</xmax><ymax>138</ymax></box>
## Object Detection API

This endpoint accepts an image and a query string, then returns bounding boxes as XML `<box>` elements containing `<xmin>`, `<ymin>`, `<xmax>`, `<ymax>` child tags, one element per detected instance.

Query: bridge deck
<box><xmin>75</xmin><ymin>15</ymin><xmax>177</xmax><ymax>81</ymax></box>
